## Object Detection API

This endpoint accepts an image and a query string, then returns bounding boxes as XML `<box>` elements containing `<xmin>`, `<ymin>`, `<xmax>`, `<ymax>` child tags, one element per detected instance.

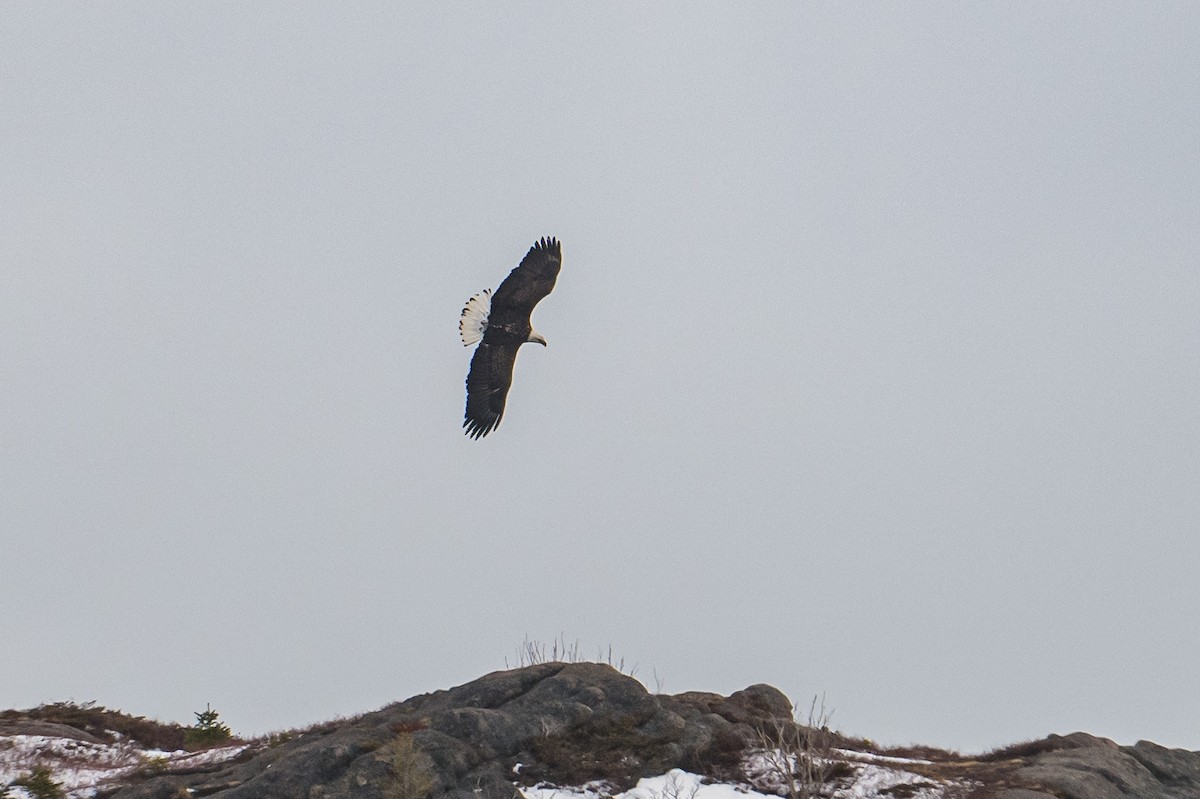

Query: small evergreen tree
<box><xmin>12</xmin><ymin>766</ymin><xmax>65</xmax><ymax>799</ymax></box>
<box><xmin>184</xmin><ymin>703</ymin><xmax>233</xmax><ymax>749</ymax></box>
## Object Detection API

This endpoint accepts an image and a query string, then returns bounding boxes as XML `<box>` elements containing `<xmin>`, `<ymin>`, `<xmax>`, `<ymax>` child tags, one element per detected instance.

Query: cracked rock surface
<box><xmin>98</xmin><ymin>664</ymin><xmax>1200</xmax><ymax>799</ymax></box>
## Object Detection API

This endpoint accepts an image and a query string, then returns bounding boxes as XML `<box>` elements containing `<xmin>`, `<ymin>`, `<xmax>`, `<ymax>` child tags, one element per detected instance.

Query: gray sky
<box><xmin>3</xmin><ymin>4</ymin><xmax>1198</xmax><ymax>754</ymax></box>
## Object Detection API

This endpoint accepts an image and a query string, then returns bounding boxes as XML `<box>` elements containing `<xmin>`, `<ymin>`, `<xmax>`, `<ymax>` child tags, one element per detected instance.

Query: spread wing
<box><xmin>463</xmin><ymin>339</ymin><xmax>521</xmax><ymax>439</ymax></box>
<box><xmin>461</xmin><ymin>237</ymin><xmax>562</xmax><ymax>439</ymax></box>
<box><xmin>489</xmin><ymin>237</ymin><xmax>562</xmax><ymax>323</ymax></box>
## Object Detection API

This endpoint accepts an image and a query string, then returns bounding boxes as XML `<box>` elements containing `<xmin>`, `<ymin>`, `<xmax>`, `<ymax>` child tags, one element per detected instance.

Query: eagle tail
<box><xmin>459</xmin><ymin>289</ymin><xmax>492</xmax><ymax>346</ymax></box>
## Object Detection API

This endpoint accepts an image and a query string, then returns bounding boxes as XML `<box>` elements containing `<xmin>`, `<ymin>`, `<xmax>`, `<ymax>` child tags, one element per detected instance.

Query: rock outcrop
<box><xmin>6</xmin><ymin>663</ymin><xmax>1196</xmax><ymax>799</ymax></box>
<box><xmin>981</xmin><ymin>731</ymin><xmax>1200</xmax><ymax>799</ymax></box>
<box><xmin>110</xmin><ymin>662</ymin><xmax>794</xmax><ymax>799</ymax></box>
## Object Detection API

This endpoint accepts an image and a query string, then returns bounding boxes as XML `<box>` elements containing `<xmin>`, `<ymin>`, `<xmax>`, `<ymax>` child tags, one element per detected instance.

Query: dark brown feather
<box><xmin>491</xmin><ymin>237</ymin><xmax>562</xmax><ymax>320</ymax></box>
<box><xmin>463</xmin><ymin>340</ymin><xmax>520</xmax><ymax>439</ymax></box>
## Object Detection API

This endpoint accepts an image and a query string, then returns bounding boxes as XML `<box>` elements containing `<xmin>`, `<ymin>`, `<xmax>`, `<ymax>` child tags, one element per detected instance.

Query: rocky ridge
<box><xmin>1</xmin><ymin>663</ymin><xmax>1196</xmax><ymax>799</ymax></box>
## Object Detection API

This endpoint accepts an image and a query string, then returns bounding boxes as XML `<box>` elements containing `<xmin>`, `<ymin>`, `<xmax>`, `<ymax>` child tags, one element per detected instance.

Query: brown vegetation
<box><xmin>0</xmin><ymin>702</ymin><xmax>187</xmax><ymax>751</ymax></box>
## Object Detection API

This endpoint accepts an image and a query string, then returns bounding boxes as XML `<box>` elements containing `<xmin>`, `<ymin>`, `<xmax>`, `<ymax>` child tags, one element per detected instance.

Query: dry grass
<box><xmin>974</xmin><ymin>738</ymin><xmax>1065</xmax><ymax>762</ymax></box>
<box><xmin>0</xmin><ymin>702</ymin><xmax>188</xmax><ymax>751</ymax></box>
<box><xmin>378</xmin><ymin>733</ymin><xmax>437</xmax><ymax>799</ymax></box>
<box><xmin>749</xmin><ymin>695</ymin><xmax>839</xmax><ymax>799</ymax></box>
<box><xmin>505</xmin><ymin>635</ymin><xmax>639</xmax><ymax>677</ymax></box>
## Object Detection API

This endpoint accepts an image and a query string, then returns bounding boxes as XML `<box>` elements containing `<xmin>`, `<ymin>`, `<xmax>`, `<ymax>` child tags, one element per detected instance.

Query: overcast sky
<box><xmin>3</xmin><ymin>3</ymin><xmax>1198</xmax><ymax>755</ymax></box>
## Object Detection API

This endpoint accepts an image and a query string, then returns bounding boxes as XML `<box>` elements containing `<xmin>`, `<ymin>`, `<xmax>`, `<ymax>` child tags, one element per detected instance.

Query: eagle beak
<box><xmin>529</xmin><ymin>332</ymin><xmax>547</xmax><ymax>347</ymax></box>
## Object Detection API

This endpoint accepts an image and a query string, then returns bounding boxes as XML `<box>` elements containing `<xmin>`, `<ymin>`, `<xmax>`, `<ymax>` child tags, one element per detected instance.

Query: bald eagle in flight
<box><xmin>460</xmin><ymin>237</ymin><xmax>562</xmax><ymax>439</ymax></box>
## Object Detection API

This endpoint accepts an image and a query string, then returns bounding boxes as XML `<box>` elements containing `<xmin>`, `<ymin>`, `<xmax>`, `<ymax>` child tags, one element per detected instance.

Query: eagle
<box><xmin>460</xmin><ymin>237</ymin><xmax>562</xmax><ymax>439</ymax></box>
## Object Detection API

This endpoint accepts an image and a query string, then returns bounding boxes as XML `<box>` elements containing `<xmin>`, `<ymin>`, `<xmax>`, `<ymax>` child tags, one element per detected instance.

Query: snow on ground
<box><xmin>831</xmin><ymin>764</ymin><xmax>944</xmax><ymax>799</ymax></box>
<box><xmin>520</xmin><ymin>754</ymin><xmax>961</xmax><ymax>799</ymax></box>
<box><xmin>741</xmin><ymin>748</ymin><xmax>949</xmax><ymax>799</ymax></box>
<box><xmin>520</xmin><ymin>770</ymin><xmax>758</xmax><ymax>799</ymax></box>
<box><xmin>0</xmin><ymin>733</ymin><xmax>247</xmax><ymax>798</ymax></box>
<box><xmin>832</xmin><ymin>749</ymin><xmax>933</xmax><ymax>766</ymax></box>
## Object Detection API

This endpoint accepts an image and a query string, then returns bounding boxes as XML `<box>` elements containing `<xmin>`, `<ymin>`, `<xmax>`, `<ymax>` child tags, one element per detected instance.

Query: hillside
<box><xmin>2</xmin><ymin>664</ymin><xmax>1197</xmax><ymax>799</ymax></box>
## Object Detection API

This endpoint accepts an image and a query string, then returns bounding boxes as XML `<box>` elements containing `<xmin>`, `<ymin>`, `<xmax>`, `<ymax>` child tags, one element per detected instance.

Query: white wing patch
<box><xmin>459</xmin><ymin>288</ymin><xmax>492</xmax><ymax>346</ymax></box>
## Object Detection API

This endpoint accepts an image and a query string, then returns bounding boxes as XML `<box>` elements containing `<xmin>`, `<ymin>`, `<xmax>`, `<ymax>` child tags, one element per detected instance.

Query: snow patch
<box><xmin>0</xmin><ymin>733</ymin><xmax>247</xmax><ymax>799</ymax></box>
<box><xmin>520</xmin><ymin>751</ymin><xmax>960</xmax><ymax>799</ymax></box>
